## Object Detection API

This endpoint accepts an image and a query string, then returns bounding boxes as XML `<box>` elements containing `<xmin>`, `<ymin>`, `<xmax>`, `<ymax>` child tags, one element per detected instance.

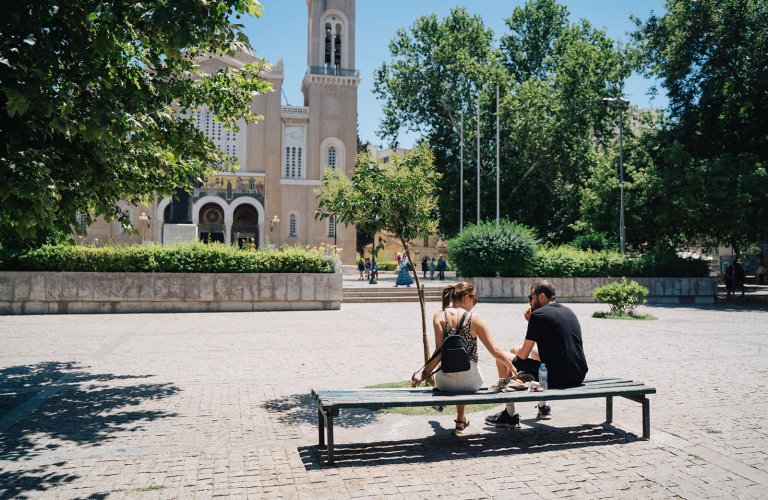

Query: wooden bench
<box><xmin>311</xmin><ymin>377</ymin><xmax>655</xmax><ymax>464</ymax></box>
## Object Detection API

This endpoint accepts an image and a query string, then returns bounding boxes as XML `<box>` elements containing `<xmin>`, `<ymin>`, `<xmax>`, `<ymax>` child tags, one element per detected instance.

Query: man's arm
<box><xmin>511</xmin><ymin>339</ymin><xmax>536</xmax><ymax>360</ymax></box>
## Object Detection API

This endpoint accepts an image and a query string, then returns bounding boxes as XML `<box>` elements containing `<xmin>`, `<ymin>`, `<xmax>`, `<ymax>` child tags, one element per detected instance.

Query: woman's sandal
<box><xmin>452</xmin><ymin>418</ymin><xmax>470</xmax><ymax>435</ymax></box>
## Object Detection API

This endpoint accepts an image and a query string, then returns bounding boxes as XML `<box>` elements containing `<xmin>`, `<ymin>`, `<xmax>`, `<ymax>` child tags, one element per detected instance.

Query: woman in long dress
<box><xmin>395</xmin><ymin>254</ymin><xmax>414</xmax><ymax>287</ymax></box>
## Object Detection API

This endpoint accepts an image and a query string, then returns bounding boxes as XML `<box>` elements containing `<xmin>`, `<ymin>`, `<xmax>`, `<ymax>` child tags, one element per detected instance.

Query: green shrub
<box><xmin>593</xmin><ymin>278</ymin><xmax>649</xmax><ymax>315</ymax></box>
<box><xmin>570</xmin><ymin>232</ymin><xmax>617</xmax><ymax>252</ymax></box>
<box><xmin>630</xmin><ymin>251</ymin><xmax>710</xmax><ymax>277</ymax></box>
<box><xmin>535</xmin><ymin>246</ymin><xmax>630</xmax><ymax>277</ymax></box>
<box><xmin>447</xmin><ymin>220</ymin><xmax>538</xmax><ymax>277</ymax></box>
<box><xmin>9</xmin><ymin>242</ymin><xmax>335</xmax><ymax>273</ymax></box>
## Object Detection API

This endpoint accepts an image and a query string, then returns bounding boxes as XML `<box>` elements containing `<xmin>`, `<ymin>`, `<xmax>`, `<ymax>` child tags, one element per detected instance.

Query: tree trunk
<box><xmin>399</xmin><ymin>236</ymin><xmax>433</xmax><ymax>386</ymax></box>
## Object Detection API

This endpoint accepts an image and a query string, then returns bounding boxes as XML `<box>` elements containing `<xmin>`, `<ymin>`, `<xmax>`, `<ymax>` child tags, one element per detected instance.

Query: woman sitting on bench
<box><xmin>410</xmin><ymin>282</ymin><xmax>518</xmax><ymax>435</ymax></box>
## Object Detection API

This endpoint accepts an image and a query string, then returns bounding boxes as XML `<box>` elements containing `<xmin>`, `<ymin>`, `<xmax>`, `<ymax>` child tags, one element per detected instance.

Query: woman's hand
<box><xmin>410</xmin><ymin>372</ymin><xmax>423</xmax><ymax>387</ymax></box>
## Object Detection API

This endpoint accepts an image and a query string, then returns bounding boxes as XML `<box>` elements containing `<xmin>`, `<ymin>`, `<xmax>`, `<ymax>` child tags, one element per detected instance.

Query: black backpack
<box><xmin>440</xmin><ymin>311</ymin><xmax>472</xmax><ymax>373</ymax></box>
<box><xmin>414</xmin><ymin>311</ymin><xmax>472</xmax><ymax>381</ymax></box>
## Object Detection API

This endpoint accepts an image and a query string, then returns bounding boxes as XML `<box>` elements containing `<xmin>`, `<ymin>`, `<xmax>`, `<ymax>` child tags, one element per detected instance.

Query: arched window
<box><xmin>327</xmin><ymin>214</ymin><xmax>337</xmax><ymax>238</ymax></box>
<box><xmin>297</xmin><ymin>147</ymin><xmax>303</xmax><ymax>177</ymax></box>
<box><xmin>289</xmin><ymin>213</ymin><xmax>297</xmax><ymax>237</ymax></box>
<box><xmin>327</xmin><ymin>146</ymin><xmax>337</xmax><ymax>170</ymax></box>
<box><xmin>284</xmin><ymin>147</ymin><xmax>291</xmax><ymax>177</ymax></box>
<box><xmin>248</xmin><ymin>178</ymin><xmax>255</xmax><ymax>191</ymax></box>
<box><xmin>321</xmin><ymin>13</ymin><xmax>346</xmax><ymax>72</ymax></box>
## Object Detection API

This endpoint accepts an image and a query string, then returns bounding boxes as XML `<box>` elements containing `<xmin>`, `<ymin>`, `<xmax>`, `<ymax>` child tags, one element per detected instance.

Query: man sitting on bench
<box><xmin>485</xmin><ymin>279</ymin><xmax>589</xmax><ymax>428</ymax></box>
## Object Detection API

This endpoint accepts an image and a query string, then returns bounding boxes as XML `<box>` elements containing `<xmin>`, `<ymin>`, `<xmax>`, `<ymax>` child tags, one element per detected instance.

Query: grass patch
<box><xmin>114</xmin><ymin>485</ymin><xmax>167</xmax><ymax>493</ymax></box>
<box><xmin>364</xmin><ymin>380</ymin><xmax>501</xmax><ymax>416</ymax></box>
<box><xmin>592</xmin><ymin>311</ymin><xmax>657</xmax><ymax>320</ymax></box>
<box><xmin>688</xmin><ymin>454</ymin><xmax>703</xmax><ymax>460</ymax></box>
<box><xmin>704</xmin><ymin>428</ymin><xmax>722</xmax><ymax>434</ymax></box>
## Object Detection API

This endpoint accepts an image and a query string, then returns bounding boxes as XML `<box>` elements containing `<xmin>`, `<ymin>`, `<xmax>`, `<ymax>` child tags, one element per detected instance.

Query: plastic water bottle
<box><xmin>538</xmin><ymin>363</ymin><xmax>548</xmax><ymax>391</ymax></box>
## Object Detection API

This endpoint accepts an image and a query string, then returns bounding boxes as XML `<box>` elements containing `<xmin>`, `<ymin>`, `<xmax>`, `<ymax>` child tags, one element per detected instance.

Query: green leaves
<box><xmin>0</xmin><ymin>0</ymin><xmax>271</xmax><ymax>246</ymax></box>
<box><xmin>447</xmin><ymin>220</ymin><xmax>538</xmax><ymax>277</ymax></box>
<box><xmin>315</xmin><ymin>144</ymin><xmax>441</xmax><ymax>244</ymax></box>
<box><xmin>593</xmin><ymin>278</ymin><xmax>648</xmax><ymax>315</ymax></box>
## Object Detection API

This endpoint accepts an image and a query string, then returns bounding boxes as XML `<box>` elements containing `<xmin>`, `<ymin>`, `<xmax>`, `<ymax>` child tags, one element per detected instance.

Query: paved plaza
<box><xmin>1</xmin><ymin>298</ymin><xmax>767</xmax><ymax>498</ymax></box>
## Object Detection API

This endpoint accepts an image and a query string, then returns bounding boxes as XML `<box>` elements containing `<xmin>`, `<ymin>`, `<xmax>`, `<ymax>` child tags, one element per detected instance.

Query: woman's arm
<box><xmin>473</xmin><ymin>314</ymin><xmax>518</xmax><ymax>376</ymax></box>
<box><xmin>411</xmin><ymin>310</ymin><xmax>446</xmax><ymax>387</ymax></box>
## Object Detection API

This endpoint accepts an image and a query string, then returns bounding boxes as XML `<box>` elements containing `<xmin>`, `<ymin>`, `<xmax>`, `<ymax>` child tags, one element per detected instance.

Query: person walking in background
<box><xmin>357</xmin><ymin>258</ymin><xmax>365</xmax><ymax>280</ymax></box>
<box><xmin>395</xmin><ymin>254</ymin><xmax>413</xmax><ymax>287</ymax></box>
<box><xmin>421</xmin><ymin>256</ymin><xmax>429</xmax><ymax>279</ymax></box>
<box><xmin>437</xmin><ymin>255</ymin><xmax>447</xmax><ymax>281</ymax></box>
<box><xmin>429</xmin><ymin>257</ymin><xmax>437</xmax><ymax>280</ymax></box>
<box><xmin>734</xmin><ymin>261</ymin><xmax>746</xmax><ymax>297</ymax></box>
<box><xmin>724</xmin><ymin>264</ymin><xmax>735</xmax><ymax>299</ymax></box>
<box><xmin>396</xmin><ymin>252</ymin><xmax>402</xmax><ymax>267</ymax></box>
<box><xmin>364</xmin><ymin>257</ymin><xmax>371</xmax><ymax>280</ymax></box>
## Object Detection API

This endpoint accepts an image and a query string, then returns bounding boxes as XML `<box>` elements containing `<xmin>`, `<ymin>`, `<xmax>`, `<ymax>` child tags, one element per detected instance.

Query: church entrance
<box><xmin>232</xmin><ymin>204</ymin><xmax>259</xmax><ymax>248</ymax></box>
<box><xmin>198</xmin><ymin>203</ymin><xmax>225</xmax><ymax>243</ymax></box>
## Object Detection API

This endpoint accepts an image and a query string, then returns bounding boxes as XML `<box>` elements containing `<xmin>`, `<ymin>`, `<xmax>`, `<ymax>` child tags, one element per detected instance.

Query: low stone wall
<box><xmin>471</xmin><ymin>277</ymin><xmax>718</xmax><ymax>305</ymax></box>
<box><xmin>0</xmin><ymin>271</ymin><xmax>342</xmax><ymax>314</ymax></box>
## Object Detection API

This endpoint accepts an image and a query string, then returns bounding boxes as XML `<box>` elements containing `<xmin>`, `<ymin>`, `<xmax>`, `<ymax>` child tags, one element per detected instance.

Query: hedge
<box><xmin>534</xmin><ymin>247</ymin><xmax>709</xmax><ymax>277</ymax></box>
<box><xmin>0</xmin><ymin>243</ymin><xmax>336</xmax><ymax>273</ymax></box>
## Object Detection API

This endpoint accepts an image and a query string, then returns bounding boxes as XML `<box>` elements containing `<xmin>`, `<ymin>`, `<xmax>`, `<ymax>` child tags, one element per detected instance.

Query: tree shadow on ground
<box><xmin>263</xmin><ymin>392</ymin><xmax>378</xmax><ymax>429</ymax></box>
<box><xmin>298</xmin><ymin>421</ymin><xmax>641</xmax><ymax>469</ymax></box>
<box><xmin>0</xmin><ymin>361</ymin><xmax>180</xmax><ymax>499</ymax></box>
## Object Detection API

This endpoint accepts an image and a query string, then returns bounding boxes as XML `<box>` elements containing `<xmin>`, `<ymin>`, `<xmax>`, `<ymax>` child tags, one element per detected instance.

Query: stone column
<box><xmin>225</xmin><ymin>221</ymin><xmax>232</xmax><ymax>245</ymax></box>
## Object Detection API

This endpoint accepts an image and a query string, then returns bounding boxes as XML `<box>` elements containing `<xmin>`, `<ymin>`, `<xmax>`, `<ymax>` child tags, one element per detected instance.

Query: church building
<box><xmin>79</xmin><ymin>0</ymin><xmax>359</xmax><ymax>264</ymax></box>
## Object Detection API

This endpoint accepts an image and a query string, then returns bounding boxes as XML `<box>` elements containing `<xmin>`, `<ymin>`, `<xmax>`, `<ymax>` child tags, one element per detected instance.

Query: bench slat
<box><xmin>315</xmin><ymin>384</ymin><xmax>655</xmax><ymax>409</ymax></box>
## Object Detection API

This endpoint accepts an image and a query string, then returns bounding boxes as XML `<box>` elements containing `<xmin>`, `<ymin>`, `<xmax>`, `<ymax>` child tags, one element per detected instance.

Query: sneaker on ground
<box><xmin>484</xmin><ymin>410</ymin><xmax>520</xmax><ymax>429</ymax></box>
<box><xmin>536</xmin><ymin>404</ymin><xmax>552</xmax><ymax>420</ymax></box>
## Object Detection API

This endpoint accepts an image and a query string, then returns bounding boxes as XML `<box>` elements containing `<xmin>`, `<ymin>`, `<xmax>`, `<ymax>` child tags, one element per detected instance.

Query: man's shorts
<box><xmin>512</xmin><ymin>356</ymin><xmax>541</xmax><ymax>381</ymax></box>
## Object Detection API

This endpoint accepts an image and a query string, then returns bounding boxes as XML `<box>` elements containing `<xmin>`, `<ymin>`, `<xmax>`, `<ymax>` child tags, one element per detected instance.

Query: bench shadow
<box><xmin>0</xmin><ymin>361</ymin><xmax>180</xmax><ymax>499</ymax></box>
<box><xmin>263</xmin><ymin>392</ymin><xmax>379</xmax><ymax>429</ymax></box>
<box><xmin>297</xmin><ymin>421</ymin><xmax>640</xmax><ymax>469</ymax></box>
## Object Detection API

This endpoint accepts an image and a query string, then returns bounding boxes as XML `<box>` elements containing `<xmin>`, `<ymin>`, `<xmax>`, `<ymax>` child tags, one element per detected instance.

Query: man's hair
<box><xmin>532</xmin><ymin>279</ymin><xmax>556</xmax><ymax>299</ymax></box>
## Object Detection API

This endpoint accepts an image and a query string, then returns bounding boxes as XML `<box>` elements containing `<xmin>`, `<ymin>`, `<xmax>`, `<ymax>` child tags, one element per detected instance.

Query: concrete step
<box><xmin>342</xmin><ymin>286</ymin><xmax>443</xmax><ymax>303</ymax></box>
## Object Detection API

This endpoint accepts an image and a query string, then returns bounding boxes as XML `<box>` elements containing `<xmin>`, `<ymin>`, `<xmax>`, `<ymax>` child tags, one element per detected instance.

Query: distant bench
<box><xmin>311</xmin><ymin>377</ymin><xmax>655</xmax><ymax>464</ymax></box>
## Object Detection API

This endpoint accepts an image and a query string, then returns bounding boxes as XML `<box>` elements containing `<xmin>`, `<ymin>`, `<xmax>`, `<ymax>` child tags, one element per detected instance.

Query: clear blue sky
<box><xmin>244</xmin><ymin>0</ymin><xmax>667</xmax><ymax>148</ymax></box>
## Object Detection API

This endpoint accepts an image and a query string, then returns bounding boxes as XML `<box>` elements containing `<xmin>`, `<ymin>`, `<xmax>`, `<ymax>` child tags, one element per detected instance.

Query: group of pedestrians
<box><xmin>356</xmin><ymin>257</ymin><xmax>378</xmax><ymax>281</ymax></box>
<box><xmin>411</xmin><ymin>279</ymin><xmax>588</xmax><ymax>435</ymax></box>
<box><xmin>420</xmin><ymin>255</ymin><xmax>447</xmax><ymax>281</ymax></box>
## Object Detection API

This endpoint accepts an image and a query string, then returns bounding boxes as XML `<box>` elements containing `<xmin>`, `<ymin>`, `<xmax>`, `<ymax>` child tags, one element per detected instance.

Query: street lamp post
<box><xmin>603</xmin><ymin>97</ymin><xmax>630</xmax><ymax>255</ymax></box>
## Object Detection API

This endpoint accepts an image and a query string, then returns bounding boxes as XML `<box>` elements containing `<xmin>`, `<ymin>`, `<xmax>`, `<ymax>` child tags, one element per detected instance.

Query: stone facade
<box><xmin>0</xmin><ymin>271</ymin><xmax>342</xmax><ymax>314</ymax></box>
<box><xmin>78</xmin><ymin>0</ymin><xmax>359</xmax><ymax>264</ymax></box>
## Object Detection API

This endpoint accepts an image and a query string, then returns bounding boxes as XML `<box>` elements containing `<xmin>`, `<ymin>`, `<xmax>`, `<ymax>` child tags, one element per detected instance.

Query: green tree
<box><xmin>373</xmin><ymin>1</ymin><xmax>630</xmax><ymax>242</ymax></box>
<box><xmin>315</xmin><ymin>144</ymin><xmax>441</xmax><ymax>367</ymax></box>
<box><xmin>373</xmin><ymin>7</ymin><xmax>504</xmax><ymax>236</ymax></box>
<box><xmin>631</xmin><ymin>0</ymin><xmax>768</xmax><ymax>255</ymax></box>
<box><xmin>0</xmin><ymin>0</ymin><xmax>271</xmax><ymax>247</ymax></box>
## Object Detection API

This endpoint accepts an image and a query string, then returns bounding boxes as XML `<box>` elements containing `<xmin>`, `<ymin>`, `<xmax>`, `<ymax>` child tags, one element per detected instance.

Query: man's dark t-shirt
<box><xmin>525</xmin><ymin>303</ymin><xmax>588</xmax><ymax>388</ymax></box>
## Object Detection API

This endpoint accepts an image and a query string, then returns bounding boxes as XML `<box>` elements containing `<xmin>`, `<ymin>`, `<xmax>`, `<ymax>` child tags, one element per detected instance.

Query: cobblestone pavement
<box><xmin>1</xmin><ymin>300</ymin><xmax>767</xmax><ymax>499</ymax></box>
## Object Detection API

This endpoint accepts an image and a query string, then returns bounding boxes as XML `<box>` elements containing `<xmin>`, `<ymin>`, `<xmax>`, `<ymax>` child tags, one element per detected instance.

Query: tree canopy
<box><xmin>0</xmin><ymin>0</ymin><xmax>271</xmax><ymax>247</ymax></box>
<box><xmin>629</xmin><ymin>0</ymin><xmax>768</xmax><ymax>253</ymax></box>
<box><xmin>373</xmin><ymin>1</ymin><xmax>630</xmax><ymax>242</ymax></box>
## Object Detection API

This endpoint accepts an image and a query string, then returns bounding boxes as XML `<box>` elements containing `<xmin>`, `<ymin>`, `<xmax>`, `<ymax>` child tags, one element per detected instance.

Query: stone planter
<box><xmin>0</xmin><ymin>271</ymin><xmax>342</xmax><ymax>315</ymax></box>
<box><xmin>470</xmin><ymin>276</ymin><xmax>717</xmax><ymax>305</ymax></box>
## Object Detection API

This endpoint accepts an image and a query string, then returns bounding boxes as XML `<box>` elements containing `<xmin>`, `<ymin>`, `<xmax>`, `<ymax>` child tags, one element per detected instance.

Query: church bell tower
<box><xmin>302</xmin><ymin>0</ymin><xmax>359</xmax><ymax>262</ymax></box>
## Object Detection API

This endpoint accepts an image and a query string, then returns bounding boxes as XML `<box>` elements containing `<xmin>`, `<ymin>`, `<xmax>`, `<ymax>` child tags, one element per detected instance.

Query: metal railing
<box><xmin>309</xmin><ymin>66</ymin><xmax>360</xmax><ymax>77</ymax></box>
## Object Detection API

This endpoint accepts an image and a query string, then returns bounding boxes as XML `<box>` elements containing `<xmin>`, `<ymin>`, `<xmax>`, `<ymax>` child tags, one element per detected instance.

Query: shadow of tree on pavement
<box><xmin>0</xmin><ymin>361</ymin><xmax>180</xmax><ymax>499</ymax></box>
<box><xmin>263</xmin><ymin>392</ymin><xmax>379</xmax><ymax>429</ymax></box>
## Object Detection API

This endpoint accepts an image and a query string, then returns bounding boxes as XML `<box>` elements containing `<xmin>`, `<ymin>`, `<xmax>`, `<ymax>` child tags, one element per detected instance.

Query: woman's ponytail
<box><xmin>441</xmin><ymin>285</ymin><xmax>455</xmax><ymax>309</ymax></box>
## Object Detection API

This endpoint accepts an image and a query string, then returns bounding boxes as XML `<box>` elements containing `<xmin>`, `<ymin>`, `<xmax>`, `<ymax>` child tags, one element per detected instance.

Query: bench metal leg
<box><xmin>326</xmin><ymin>411</ymin><xmax>335</xmax><ymax>465</ymax></box>
<box><xmin>606</xmin><ymin>396</ymin><xmax>613</xmax><ymax>424</ymax></box>
<box><xmin>318</xmin><ymin>409</ymin><xmax>326</xmax><ymax>449</ymax></box>
<box><xmin>642</xmin><ymin>397</ymin><xmax>650</xmax><ymax>439</ymax></box>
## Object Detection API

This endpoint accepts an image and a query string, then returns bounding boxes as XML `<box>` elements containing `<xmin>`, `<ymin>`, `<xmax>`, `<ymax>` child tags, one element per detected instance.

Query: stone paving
<box><xmin>1</xmin><ymin>299</ymin><xmax>767</xmax><ymax>498</ymax></box>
